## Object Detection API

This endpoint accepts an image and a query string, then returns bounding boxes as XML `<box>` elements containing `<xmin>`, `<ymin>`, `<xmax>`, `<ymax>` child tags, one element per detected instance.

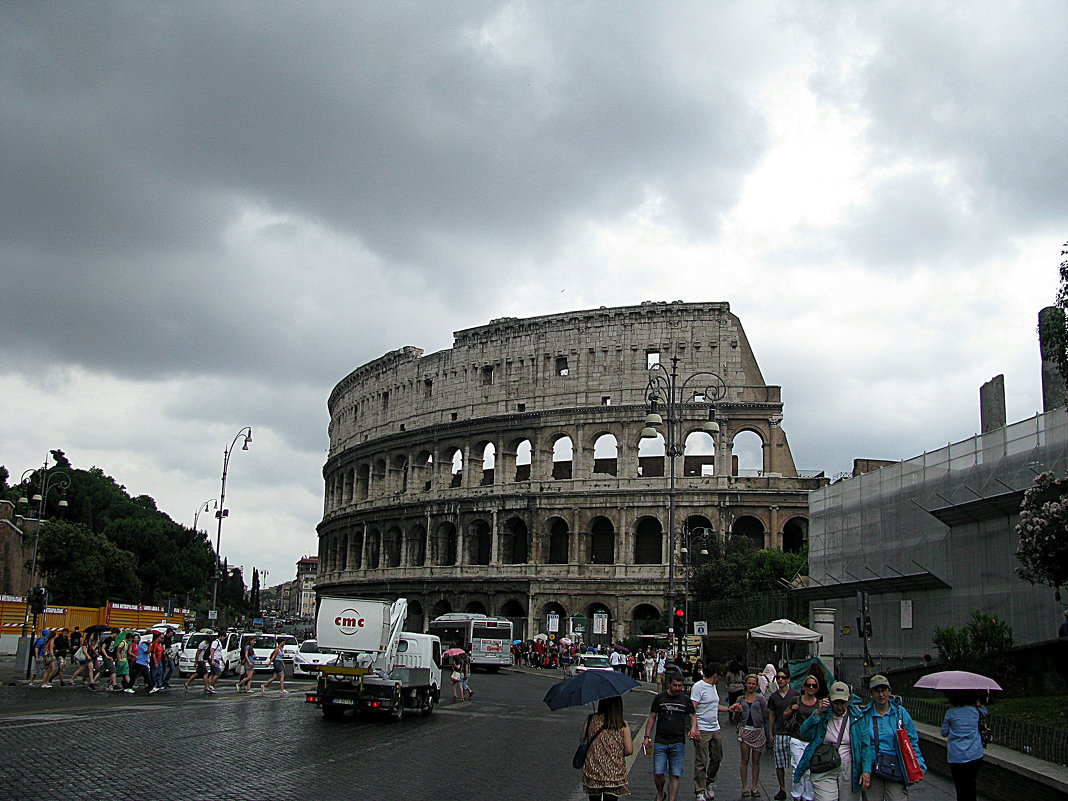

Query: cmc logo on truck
<box><xmin>334</xmin><ymin>609</ymin><xmax>366</xmax><ymax>635</ymax></box>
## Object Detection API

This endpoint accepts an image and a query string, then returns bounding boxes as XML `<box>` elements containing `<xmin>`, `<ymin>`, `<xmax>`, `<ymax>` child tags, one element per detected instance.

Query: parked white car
<box><xmin>573</xmin><ymin>654</ymin><xmax>614</xmax><ymax>674</ymax></box>
<box><xmin>292</xmin><ymin>639</ymin><xmax>339</xmax><ymax>678</ymax></box>
<box><xmin>275</xmin><ymin>634</ymin><xmax>299</xmax><ymax>661</ymax></box>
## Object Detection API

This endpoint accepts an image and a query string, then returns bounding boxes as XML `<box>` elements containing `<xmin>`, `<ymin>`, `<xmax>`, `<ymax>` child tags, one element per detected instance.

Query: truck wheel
<box><xmin>421</xmin><ymin>690</ymin><xmax>435</xmax><ymax>716</ymax></box>
<box><xmin>322</xmin><ymin>704</ymin><xmax>344</xmax><ymax>720</ymax></box>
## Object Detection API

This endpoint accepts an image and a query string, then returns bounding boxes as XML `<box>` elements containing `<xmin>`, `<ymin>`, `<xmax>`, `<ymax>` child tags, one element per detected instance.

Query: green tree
<box><xmin>35</xmin><ymin>520</ymin><xmax>142</xmax><ymax>606</ymax></box>
<box><xmin>932</xmin><ymin>609</ymin><xmax>1014</xmax><ymax>680</ymax></box>
<box><xmin>1042</xmin><ymin>241</ymin><xmax>1068</xmax><ymax>394</ymax></box>
<box><xmin>689</xmin><ymin>536</ymin><xmax>807</xmax><ymax>602</ymax></box>
<box><xmin>1015</xmin><ymin>471</ymin><xmax>1068</xmax><ymax>600</ymax></box>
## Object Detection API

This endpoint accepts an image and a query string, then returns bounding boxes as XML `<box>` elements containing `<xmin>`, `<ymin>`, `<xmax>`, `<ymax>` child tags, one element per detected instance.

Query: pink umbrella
<box><xmin>913</xmin><ymin>670</ymin><xmax>1002</xmax><ymax>691</ymax></box>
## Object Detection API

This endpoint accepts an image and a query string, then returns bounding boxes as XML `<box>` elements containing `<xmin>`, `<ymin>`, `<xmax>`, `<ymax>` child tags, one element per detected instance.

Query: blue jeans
<box><xmin>654</xmin><ymin>742</ymin><xmax>686</xmax><ymax>776</ymax></box>
<box><xmin>149</xmin><ymin>662</ymin><xmax>162</xmax><ymax>688</ymax></box>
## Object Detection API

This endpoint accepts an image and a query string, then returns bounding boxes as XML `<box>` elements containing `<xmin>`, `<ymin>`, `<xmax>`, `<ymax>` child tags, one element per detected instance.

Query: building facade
<box><xmin>801</xmin><ymin>408</ymin><xmax>1068</xmax><ymax>685</ymax></box>
<box><xmin>317</xmin><ymin>302</ymin><xmax>823</xmax><ymax>641</ymax></box>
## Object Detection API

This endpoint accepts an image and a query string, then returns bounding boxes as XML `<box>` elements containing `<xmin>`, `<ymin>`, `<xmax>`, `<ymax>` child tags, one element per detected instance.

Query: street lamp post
<box><xmin>210</xmin><ymin>427</ymin><xmax>252</xmax><ymax>613</ymax></box>
<box><xmin>17</xmin><ymin>455</ymin><xmax>71</xmax><ymax>675</ymax></box>
<box><xmin>640</xmin><ymin>356</ymin><xmax>726</xmax><ymax>660</ymax></box>
<box><xmin>193</xmin><ymin>499</ymin><xmax>218</xmax><ymax>534</ymax></box>
<box><xmin>679</xmin><ymin>526</ymin><xmax>714</xmax><ymax>631</ymax></box>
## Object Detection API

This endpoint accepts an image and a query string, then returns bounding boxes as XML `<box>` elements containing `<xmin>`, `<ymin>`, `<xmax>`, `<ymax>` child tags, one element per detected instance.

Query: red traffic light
<box><xmin>674</xmin><ymin>607</ymin><xmax>685</xmax><ymax>617</ymax></box>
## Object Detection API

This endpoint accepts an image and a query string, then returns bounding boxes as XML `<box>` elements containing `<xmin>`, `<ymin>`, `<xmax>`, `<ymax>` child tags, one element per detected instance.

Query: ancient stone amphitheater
<box><xmin>317</xmin><ymin>301</ymin><xmax>822</xmax><ymax>641</ymax></box>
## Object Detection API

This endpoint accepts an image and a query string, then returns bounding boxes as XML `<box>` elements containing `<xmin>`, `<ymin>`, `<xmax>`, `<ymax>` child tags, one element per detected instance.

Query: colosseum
<box><xmin>317</xmin><ymin>301</ymin><xmax>824</xmax><ymax>642</ymax></box>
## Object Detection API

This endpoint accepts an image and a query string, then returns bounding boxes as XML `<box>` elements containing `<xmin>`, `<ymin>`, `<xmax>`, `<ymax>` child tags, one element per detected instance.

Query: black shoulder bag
<box><xmin>809</xmin><ymin>713</ymin><xmax>847</xmax><ymax>774</ymax></box>
<box><xmin>573</xmin><ymin>714</ymin><xmax>604</xmax><ymax>769</ymax></box>
<box><xmin>872</xmin><ymin>715</ymin><xmax>905</xmax><ymax>782</ymax></box>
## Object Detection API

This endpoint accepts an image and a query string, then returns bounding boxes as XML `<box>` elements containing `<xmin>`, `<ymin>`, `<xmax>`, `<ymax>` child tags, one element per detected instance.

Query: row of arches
<box><xmin>325</xmin><ymin>428</ymin><xmax>768</xmax><ymax>511</ymax></box>
<box><xmin>319</xmin><ymin>513</ymin><xmax>808</xmax><ymax>573</ymax></box>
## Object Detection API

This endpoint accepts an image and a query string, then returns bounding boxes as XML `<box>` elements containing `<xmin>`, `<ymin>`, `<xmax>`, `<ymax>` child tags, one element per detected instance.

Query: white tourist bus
<box><xmin>428</xmin><ymin>612</ymin><xmax>513</xmax><ymax>671</ymax></box>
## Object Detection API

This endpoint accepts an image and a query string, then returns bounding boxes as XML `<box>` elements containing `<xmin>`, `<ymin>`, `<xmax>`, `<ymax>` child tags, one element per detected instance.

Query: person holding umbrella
<box><xmin>581</xmin><ymin>695</ymin><xmax>634</xmax><ymax>801</ymax></box>
<box><xmin>940</xmin><ymin>691</ymin><xmax>987</xmax><ymax>801</ymax></box>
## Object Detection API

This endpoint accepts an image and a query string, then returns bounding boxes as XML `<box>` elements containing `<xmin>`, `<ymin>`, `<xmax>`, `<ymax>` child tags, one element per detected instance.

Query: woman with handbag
<box><xmin>730</xmin><ymin>674</ymin><xmax>769</xmax><ymax>797</ymax></box>
<box><xmin>862</xmin><ymin>675</ymin><xmax>924</xmax><ymax>801</ymax></box>
<box><xmin>580</xmin><ymin>695</ymin><xmax>634</xmax><ymax>801</ymax></box>
<box><xmin>786</xmin><ymin>674</ymin><xmax>822</xmax><ymax>801</ymax></box>
<box><xmin>794</xmin><ymin>681</ymin><xmax>871</xmax><ymax>801</ymax></box>
<box><xmin>939</xmin><ymin>690</ymin><xmax>987</xmax><ymax>801</ymax></box>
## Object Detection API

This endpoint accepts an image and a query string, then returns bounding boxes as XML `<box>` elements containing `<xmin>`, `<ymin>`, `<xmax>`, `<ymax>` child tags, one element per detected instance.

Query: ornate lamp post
<box><xmin>640</xmin><ymin>356</ymin><xmax>726</xmax><ymax>659</ymax></box>
<box><xmin>679</xmin><ymin>526</ymin><xmax>714</xmax><ymax>627</ymax></box>
<box><xmin>17</xmin><ymin>455</ymin><xmax>71</xmax><ymax>646</ymax></box>
<box><xmin>210</xmin><ymin>427</ymin><xmax>252</xmax><ymax>613</ymax></box>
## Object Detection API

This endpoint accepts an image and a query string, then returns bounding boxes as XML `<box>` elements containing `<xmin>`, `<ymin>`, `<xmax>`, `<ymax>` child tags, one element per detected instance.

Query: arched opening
<box><xmin>732</xmin><ymin>430</ymin><xmax>764</xmax><ymax>476</ymax></box>
<box><xmin>367</xmin><ymin>528</ymin><xmax>381</xmax><ymax>569</ymax></box>
<box><xmin>732</xmin><ymin>515</ymin><xmax>766</xmax><ymax>549</ymax></box>
<box><xmin>547</xmin><ymin>517</ymin><xmax>570</xmax><ymax>564</ymax></box>
<box><xmin>634</xmin><ymin>516</ymin><xmax>663</xmax><ymax>564</ymax></box>
<box><xmin>356</xmin><ymin>464</ymin><xmax>370</xmax><ymax>500</ymax></box>
<box><xmin>449</xmin><ymin>448</ymin><xmax>464</xmax><ymax>488</ymax></box>
<box><xmin>500</xmin><ymin>516</ymin><xmax>529</xmax><ymax>564</ymax></box>
<box><xmin>432</xmin><ymin>599</ymin><xmax>452</xmax><ymax>618</ymax></box>
<box><xmin>338</xmin><ymin>532</ymin><xmax>349</xmax><ymax>571</ymax></box>
<box><xmin>683</xmin><ymin>515</ymin><xmax>716</xmax><ymax>566</ymax></box>
<box><xmin>637</xmin><ymin>431</ymin><xmax>665</xmax><ymax>477</ymax></box>
<box><xmin>384</xmin><ymin>526</ymin><xmax>402</xmax><ymax>567</ymax></box>
<box><xmin>373</xmin><ymin>458</ymin><xmax>386</xmax><ymax>494</ymax></box>
<box><xmin>407</xmin><ymin>524</ymin><xmax>427</xmax><ymax>566</ymax></box>
<box><xmin>630</xmin><ymin>603</ymin><xmax>666</xmax><ymax>636</ymax></box>
<box><xmin>465</xmin><ymin>601</ymin><xmax>488</xmax><ymax>614</ymax></box>
<box><xmin>540</xmin><ymin>601</ymin><xmax>567</xmax><ymax>637</ymax></box>
<box><xmin>552</xmin><ymin>435</ymin><xmax>573</xmax><ymax>479</ymax></box>
<box><xmin>593</xmin><ymin>433</ymin><xmax>618</xmax><ymax>476</ymax></box>
<box><xmin>480</xmin><ymin>441</ymin><xmax>496</xmax><ymax>486</ymax></box>
<box><xmin>514</xmin><ymin>439</ymin><xmax>532</xmax><ymax>482</ymax></box>
<box><xmin>589</xmin><ymin>516</ymin><xmax>615</xmax><ymax>565</ymax></box>
<box><xmin>467</xmin><ymin>519</ymin><xmax>491</xmax><ymax>565</ymax></box>
<box><xmin>433</xmin><ymin>522</ymin><xmax>457</xmax><ymax>566</ymax></box>
<box><xmin>406</xmin><ymin>600</ymin><xmax>424</xmax><ymax>633</ymax></box>
<box><xmin>500</xmin><ymin>599</ymin><xmax>527</xmax><ymax>641</ymax></box>
<box><xmin>783</xmin><ymin>517</ymin><xmax>808</xmax><ymax>553</ymax></box>
<box><xmin>683</xmin><ymin>430</ymin><xmax>716</xmax><ymax>476</ymax></box>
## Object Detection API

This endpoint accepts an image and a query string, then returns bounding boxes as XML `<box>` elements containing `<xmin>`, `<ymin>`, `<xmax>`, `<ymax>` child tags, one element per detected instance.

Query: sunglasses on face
<box><xmin>777</xmin><ymin>675</ymin><xmax>788</xmax><ymax>680</ymax></box>
<box><xmin>803</xmin><ymin>682</ymin><xmax>818</xmax><ymax>688</ymax></box>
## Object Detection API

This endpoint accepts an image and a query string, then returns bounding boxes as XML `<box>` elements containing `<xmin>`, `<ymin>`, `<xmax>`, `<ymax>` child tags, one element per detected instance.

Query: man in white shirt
<box><xmin>691</xmin><ymin>662</ymin><xmax>729</xmax><ymax>801</ymax></box>
<box><xmin>609</xmin><ymin>648</ymin><xmax>626</xmax><ymax>672</ymax></box>
<box><xmin>206</xmin><ymin>632</ymin><xmax>225</xmax><ymax>694</ymax></box>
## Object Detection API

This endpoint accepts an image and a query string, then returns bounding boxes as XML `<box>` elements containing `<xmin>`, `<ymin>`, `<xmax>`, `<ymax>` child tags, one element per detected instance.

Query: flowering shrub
<box><xmin>1015</xmin><ymin>471</ymin><xmax>1068</xmax><ymax>601</ymax></box>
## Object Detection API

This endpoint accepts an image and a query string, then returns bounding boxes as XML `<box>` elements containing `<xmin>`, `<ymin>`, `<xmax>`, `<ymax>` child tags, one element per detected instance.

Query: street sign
<box><xmin>693</xmin><ymin>620</ymin><xmax>708</xmax><ymax>635</ymax></box>
<box><xmin>207</xmin><ymin>610</ymin><xmax>218</xmax><ymax>620</ymax></box>
<box><xmin>593</xmin><ymin>612</ymin><xmax>608</xmax><ymax>635</ymax></box>
<box><xmin>547</xmin><ymin>613</ymin><xmax>559</xmax><ymax>632</ymax></box>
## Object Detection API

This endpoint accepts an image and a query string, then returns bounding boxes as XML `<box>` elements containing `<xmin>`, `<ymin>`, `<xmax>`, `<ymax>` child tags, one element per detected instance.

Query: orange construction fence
<box><xmin>0</xmin><ymin>595</ymin><xmax>190</xmax><ymax>637</ymax></box>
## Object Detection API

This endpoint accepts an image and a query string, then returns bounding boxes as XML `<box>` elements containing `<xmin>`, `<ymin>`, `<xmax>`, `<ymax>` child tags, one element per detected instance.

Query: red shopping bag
<box><xmin>896</xmin><ymin>721</ymin><xmax>925</xmax><ymax>783</ymax></box>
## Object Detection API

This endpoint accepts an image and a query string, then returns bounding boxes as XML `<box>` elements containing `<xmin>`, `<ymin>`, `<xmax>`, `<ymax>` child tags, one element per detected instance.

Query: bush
<box><xmin>932</xmin><ymin>610</ymin><xmax>1014</xmax><ymax>682</ymax></box>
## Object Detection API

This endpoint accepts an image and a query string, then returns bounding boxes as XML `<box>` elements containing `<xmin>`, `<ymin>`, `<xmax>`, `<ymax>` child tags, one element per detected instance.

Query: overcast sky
<box><xmin>2</xmin><ymin>1</ymin><xmax>1064</xmax><ymax>588</ymax></box>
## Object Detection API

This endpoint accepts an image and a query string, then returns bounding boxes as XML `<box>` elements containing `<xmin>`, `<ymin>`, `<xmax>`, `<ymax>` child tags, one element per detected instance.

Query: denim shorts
<box><xmin>654</xmin><ymin>742</ymin><xmax>686</xmax><ymax>776</ymax></box>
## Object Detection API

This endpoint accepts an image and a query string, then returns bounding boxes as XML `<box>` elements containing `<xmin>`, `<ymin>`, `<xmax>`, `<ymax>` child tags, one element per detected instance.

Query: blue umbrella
<box><xmin>543</xmin><ymin>669</ymin><xmax>640</xmax><ymax>710</ymax></box>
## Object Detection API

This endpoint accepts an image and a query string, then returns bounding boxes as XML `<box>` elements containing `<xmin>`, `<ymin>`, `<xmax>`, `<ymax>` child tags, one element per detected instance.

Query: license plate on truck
<box><xmin>330</xmin><ymin>698</ymin><xmax>357</xmax><ymax>706</ymax></box>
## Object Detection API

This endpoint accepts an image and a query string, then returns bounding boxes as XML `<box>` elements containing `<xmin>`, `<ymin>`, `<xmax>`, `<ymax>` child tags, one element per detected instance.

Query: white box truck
<box><xmin>306</xmin><ymin>596</ymin><xmax>442</xmax><ymax>720</ymax></box>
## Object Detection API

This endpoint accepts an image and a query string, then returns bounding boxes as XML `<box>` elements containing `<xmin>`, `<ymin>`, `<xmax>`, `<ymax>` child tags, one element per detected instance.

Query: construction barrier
<box><xmin>0</xmin><ymin>595</ymin><xmax>190</xmax><ymax>643</ymax></box>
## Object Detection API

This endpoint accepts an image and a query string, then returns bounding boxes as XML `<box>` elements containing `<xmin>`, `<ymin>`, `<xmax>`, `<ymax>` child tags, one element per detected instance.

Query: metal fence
<box><xmin>903</xmin><ymin>696</ymin><xmax>1068</xmax><ymax>766</ymax></box>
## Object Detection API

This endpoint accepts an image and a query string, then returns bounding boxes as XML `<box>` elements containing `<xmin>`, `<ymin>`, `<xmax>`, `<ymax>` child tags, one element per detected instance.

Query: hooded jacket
<box><xmin>860</xmin><ymin>697</ymin><xmax>926</xmax><ymax>781</ymax></box>
<box><xmin>794</xmin><ymin>698</ymin><xmax>873</xmax><ymax>793</ymax></box>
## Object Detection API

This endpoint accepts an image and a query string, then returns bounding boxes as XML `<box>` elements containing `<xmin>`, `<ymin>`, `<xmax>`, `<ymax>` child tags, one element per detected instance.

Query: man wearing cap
<box><xmin>794</xmin><ymin>681</ymin><xmax>872</xmax><ymax>801</ymax></box>
<box><xmin>862</xmin><ymin>675</ymin><xmax>924</xmax><ymax>801</ymax></box>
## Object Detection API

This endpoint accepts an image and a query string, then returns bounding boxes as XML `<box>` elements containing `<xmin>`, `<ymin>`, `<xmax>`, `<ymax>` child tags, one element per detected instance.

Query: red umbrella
<box><xmin>913</xmin><ymin>670</ymin><xmax>1002</xmax><ymax>691</ymax></box>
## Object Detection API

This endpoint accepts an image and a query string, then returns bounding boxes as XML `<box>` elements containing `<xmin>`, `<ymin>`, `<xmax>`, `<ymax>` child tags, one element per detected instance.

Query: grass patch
<box><xmin>988</xmin><ymin>696</ymin><xmax>1068</xmax><ymax>731</ymax></box>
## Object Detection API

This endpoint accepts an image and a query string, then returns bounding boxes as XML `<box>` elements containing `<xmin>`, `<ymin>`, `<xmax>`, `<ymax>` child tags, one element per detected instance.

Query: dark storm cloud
<box><xmin>0</xmin><ymin>2</ymin><xmax>766</xmax><ymax>383</ymax></box>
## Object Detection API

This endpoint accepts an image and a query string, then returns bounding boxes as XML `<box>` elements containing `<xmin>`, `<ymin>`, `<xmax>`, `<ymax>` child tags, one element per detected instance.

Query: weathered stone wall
<box><xmin>318</xmin><ymin>301</ymin><xmax>823</xmax><ymax>641</ymax></box>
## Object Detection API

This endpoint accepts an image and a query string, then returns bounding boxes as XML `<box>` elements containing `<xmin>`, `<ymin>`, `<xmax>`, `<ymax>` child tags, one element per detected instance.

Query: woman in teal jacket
<box><xmin>861</xmin><ymin>675</ymin><xmax>925</xmax><ymax>801</ymax></box>
<box><xmin>794</xmin><ymin>682</ymin><xmax>872</xmax><ymax>801</ymax></box>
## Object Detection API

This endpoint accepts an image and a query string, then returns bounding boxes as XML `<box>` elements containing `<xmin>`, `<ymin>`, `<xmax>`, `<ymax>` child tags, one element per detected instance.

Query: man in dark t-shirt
<box><xmin>643</xmin><ymin>672</ymin><xmax>698</xmax><ymax>801</ymax></box>
<box><xmin>768</xmin><ymin>670</ymin><xmax>800</xmax><ymax>800</ymax></box>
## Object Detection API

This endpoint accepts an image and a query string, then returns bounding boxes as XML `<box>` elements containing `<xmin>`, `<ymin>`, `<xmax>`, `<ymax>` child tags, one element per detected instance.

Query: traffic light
<box><xmin>673</xmin><ymin>606</ymin><xmax>686</xmax><ymax>632</ymax></box>
<box><xmin>28</xmin><ymin>586</ymin><xmax>48</xmax><ymax>615</ymax></box>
